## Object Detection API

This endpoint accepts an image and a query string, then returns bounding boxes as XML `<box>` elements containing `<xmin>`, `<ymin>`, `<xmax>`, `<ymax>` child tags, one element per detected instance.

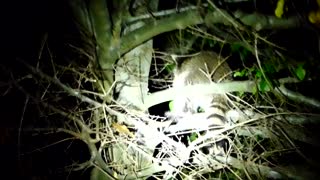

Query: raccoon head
<box><xmin>171</xmin><ymin>51</ymin><xmax>231</xmax><ymax>125</ymax></box>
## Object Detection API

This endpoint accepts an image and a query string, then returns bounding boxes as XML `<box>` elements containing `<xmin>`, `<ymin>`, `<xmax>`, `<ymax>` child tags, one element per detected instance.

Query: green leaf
<box><xmin>239</xmin><ymin>50</ymin><xmax>249</xmax><ymax>61</ymax></box>
<box><xmin>233</xmin><ymin>69</ymin><xmax>247</xmax><ymax>78</ymax></box>
<box><xmin>252</xmin><ymin>86</ymin><xmax>257</xmax><ymax>95</ymax></box>
<box><xmin>169</xmin><ymin>101</ymin><xmax>174</xmax><ymax>112</ymax></box>
<box><xmin>189</xmin><ymin>132</ymin><xmax>198</xmax><ymax>142</ymax></box>
<box><xmin>231</xmin><ymin>43</ymin><xmax>242</xmax><ymax>52</ymax></box>
<box><xmin>264</xmin><ymin>63</ymin><xmax>276</xmax><ymax>74</ymax></box>
<box><xmin>165</xmin><ymin>63</ymin><xmax>175</xmax><ymax>73</ymax></box>
<box><xmin>275</xmin><ymin>0</ymin><xmax>285</xmax><ymax>18</ymax></box>
<box><xmin>255</xmin><ymin>70</ymin><xmax>262</xmax><ymax>78</ymax></box>
<box><xmin>295</xmin><ymin>64</ymin><xmax>306</xmax><ymax>80</ymax></box>
<box><xmin>233</xmin><ymin>71</ymin><xmax>243</xmax><ymax>77</ymax></box>
<box><xmin>231</xmin><ymin>42</ymin><xmax>250</xmax><ymax>61</ymax></box>
<box><xmin>259</xmin><ymin>80</ymin><xmax>271</xmax><ymax>92</ymax></box>
<box><xmin>237</xmin><ymin>91</ymin><xmax>245</xmax><ymax>97</ymax></box>
<box><xmin>255</xmin><ymin>134</ymin><xmax>263</xmax><ymax>141</ymax></box>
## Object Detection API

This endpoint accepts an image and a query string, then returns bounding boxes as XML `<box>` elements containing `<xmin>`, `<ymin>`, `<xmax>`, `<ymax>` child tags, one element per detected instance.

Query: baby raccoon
<box><xmin>172</xmin><ymin>51</ymin><xmax>232</xmax><ymax>126</ymax></box>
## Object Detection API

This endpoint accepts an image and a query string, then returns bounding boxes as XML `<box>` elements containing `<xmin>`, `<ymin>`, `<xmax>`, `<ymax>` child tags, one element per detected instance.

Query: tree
<box><xmin>3</xmin><ymin>0</ymin><xmax>320</xmax><ymax>179</ymax></box>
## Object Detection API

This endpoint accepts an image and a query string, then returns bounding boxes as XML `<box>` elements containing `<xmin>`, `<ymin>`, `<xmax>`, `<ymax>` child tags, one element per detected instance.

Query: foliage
<box><xmin>275</xmin><ymin>0</ymin><xmax>286</xmax><ymax>18</ymax></box>
<box><xmin>294</xmin><ymin>63</ymin><xmax>306</xmax><ymax>80</ymax></box>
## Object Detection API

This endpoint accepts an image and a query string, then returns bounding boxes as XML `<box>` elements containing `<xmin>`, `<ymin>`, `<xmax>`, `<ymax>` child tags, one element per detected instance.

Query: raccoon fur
<box><xmin>171</xmin><ymin>51</ymin><xmax>232</xmax><ymax>126</ymax></box>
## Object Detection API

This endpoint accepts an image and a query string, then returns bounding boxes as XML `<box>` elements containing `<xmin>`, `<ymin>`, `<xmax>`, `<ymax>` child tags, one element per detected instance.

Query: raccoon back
<box><xmin>173</xmin><ymin>51</ymin><xmax>231</xmax><ymax>87</ymax></box>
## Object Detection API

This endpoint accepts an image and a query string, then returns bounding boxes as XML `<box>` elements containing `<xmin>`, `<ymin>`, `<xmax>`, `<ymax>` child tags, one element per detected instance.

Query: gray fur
<box><xmin>172</xmin><ymin>51</ymin><xmax>231</xmax><ymax>126</ymax></box>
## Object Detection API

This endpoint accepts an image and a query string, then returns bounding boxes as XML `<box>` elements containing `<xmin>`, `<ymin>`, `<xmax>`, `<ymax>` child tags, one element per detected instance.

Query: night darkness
<box><xmin>1</xmin><ymin>1</ymin><xmax>92</xmax><ymax>179</ymax></box>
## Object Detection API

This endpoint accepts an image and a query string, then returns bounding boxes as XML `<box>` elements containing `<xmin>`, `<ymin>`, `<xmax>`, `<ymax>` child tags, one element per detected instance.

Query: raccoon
<box><xmin>171</xmin><ymin>51</ymin><xmax>232</xmax><ymax>127</ymax></box>
<box><xmin>167</xmin><ymin>51</ymin><xmax>234</xmax><ymax>160</ymax></box>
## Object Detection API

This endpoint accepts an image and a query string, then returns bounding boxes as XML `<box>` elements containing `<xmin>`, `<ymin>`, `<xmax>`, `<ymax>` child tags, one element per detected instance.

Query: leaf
<box><xmin>189</xmin><ymin>132</ymin><xmax>198</xmax><ymax>142</ymax></box>
<box><xmin>295</xmin><ymin>65</ymin><xmax>306</xmax><ymax>80</ymax></box>
<box><xmin>239</xmin><ymin>50</ymin><xmax>249</xmax><ymax>61</ymax></box>
<box><xmin>259</xmin><ymin>80</ymin><xmax>271</xmax><ymax>93</ymax></box>
<box><xmin>264</xmin><ymin>63</ymin><xmax>276</xmax><ymax>74</ymax></box>
<box><xmin>169</xmin><ymin>101</ymin><xmax>174</xmax><ymax>112</ymax></box>
<box><xmin>231</xmin><ymin>43</ymin><xmax>242</xmax><ymax>52</ymax></box>
<box><xmin>231</xmin><ymin>42</ymin><xmax>250</xmax><ymax>61</ymax></box>
<box><xmin>165</xmin><ymin>63</ymin><xmax>175</xmax><ymax>73</ymax></box>
<box><xmin>275</xmin><ymin>0</ymin><xmax>285</xmax><ymax>18</ymax></box>
<box><xmin>255</xmin><ymin>70</ymin><xmax>262</xmax><ymax>79</ymax></box>
<box><xmin>233</xmin><ymin>69</ymin><xmax>247</xmax><ymax>78</ymax></box>
<box><xmin>237</xmin><ymin>91</ymin><xmax>244</xmax><ymax>98</ymax></box>
<box><xmin>233</xmin><ymin>71</ymin><xmax>243</xmax><ymax>77</ymax></box>
<box><xmin>252</xmin><ymin>86</ymin><xmax>257</xmax><ymax>95</ymax></box>
<box><xmin>308</xmin><ymin>0</ymin><xmax>320</xmax><ymax>24</ymax></box>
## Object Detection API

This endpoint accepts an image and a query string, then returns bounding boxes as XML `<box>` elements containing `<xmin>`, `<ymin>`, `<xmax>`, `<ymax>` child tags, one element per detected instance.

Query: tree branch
<box><xmin>143</xmin><ymin>79</ymin><xmax>320</xmax><ymax>111</ymax></box>
<box><xmin>120</xmin><ymin>9</ymin><xmax>203</xmax><ymax>55</ymax></box>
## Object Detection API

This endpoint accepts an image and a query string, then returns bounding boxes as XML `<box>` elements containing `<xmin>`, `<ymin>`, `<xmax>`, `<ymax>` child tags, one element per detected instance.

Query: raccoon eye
<box><xmin>197</xmin><ymin>106</ymin><xmax>205</xmax><ymax>113</ymax></box>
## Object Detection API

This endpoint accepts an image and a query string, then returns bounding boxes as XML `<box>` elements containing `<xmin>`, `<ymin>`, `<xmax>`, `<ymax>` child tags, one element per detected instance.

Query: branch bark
<box><xmin>143</xmin><ymin>79</ymin><xmax>320</xmax><ymax>111</ymax></box>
